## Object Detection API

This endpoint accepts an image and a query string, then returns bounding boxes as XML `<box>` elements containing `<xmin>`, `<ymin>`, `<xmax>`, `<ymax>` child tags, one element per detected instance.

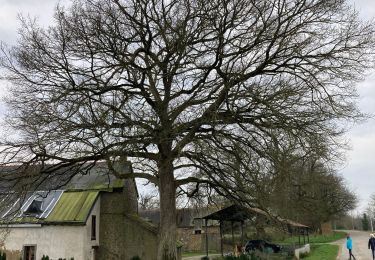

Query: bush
<box><xmin>300</xmin><ymin>252</ymin><xmax>309</xmax><ymax>258</ymax></box>
<box><xmin>0</xmin><ymin>251</ymin><xmax>6</xmax><ymax>260</ymax></box>
<box><xmin>131</xmin><ymin>257</ymin><xmax>141</xmax><ymax>260</ymax></box>
<box><xmin>214</xmin><ymin>253</ymin><xmax>260</xmax><ymax>260</ymax></box>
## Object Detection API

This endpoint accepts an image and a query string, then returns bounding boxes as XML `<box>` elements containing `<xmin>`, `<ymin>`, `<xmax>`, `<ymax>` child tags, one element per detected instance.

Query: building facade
<box><xmin>0</xmin><ymin>162</ymin><xmax>158</xmax><ymax>260</ymax></box>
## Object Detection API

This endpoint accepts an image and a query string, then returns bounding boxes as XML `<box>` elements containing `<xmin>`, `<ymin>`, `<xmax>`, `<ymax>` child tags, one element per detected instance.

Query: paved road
<box><xmin>336</xmin><ymin>230</ymin><xmax>374</xmax><ymax>260</ymax></box>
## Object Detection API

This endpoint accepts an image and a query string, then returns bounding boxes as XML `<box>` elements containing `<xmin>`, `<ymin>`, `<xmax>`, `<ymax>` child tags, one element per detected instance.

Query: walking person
<box><xmin>347</xmin><ymin>234</ymin><xmax>356</xmax><ymax>260</ymax></box>
<box><xmin>369</xmin><ymin>233</ymin><xmax>375</xmax><ymax>259</ymax></box>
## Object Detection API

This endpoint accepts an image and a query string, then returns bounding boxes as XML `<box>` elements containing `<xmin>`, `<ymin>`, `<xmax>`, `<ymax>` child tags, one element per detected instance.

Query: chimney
<box><xmin>113</xmin><ymin>157</ymin><xmax>138</xmax><ymax>214</ymax></box>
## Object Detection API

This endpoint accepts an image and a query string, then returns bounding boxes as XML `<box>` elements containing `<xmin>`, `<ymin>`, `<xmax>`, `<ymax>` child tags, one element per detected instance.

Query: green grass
<box><xmin>301</xmin><ymin>244</ymin><xmax>339</xmax><ymax>260</ymax></box>
<box><xmin>280</xmin><ymin>231</ymin><xmax>346</xmax><ymax>244</ymax></box>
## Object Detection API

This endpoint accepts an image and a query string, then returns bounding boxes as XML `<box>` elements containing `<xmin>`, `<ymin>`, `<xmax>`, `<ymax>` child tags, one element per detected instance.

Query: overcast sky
<box><xmin>0</xmin><ymin>0</ymin><xmax>374</xmax><ymax>211</ymax></box>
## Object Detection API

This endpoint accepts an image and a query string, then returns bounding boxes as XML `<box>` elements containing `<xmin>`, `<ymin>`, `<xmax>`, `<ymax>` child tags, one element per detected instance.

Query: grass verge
<box><xmin>301</xmin><ymin>244</ymin><xmax>339</xmax><ymax>260</ymax></box>
<box><xmin>280</xmin><ymin>231</ymin><xmax>346</xmax><ymax>244</ymax></box>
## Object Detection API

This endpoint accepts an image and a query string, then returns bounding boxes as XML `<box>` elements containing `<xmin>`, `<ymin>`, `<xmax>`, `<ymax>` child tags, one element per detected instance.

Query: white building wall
<box><xmin>3</xmin><ymin>225</ymin><xmax>85</xmax><ymax>260</ymax></box>
<box><xmin>2</xmin><ymin>196</ymin><xmax>101</xmax><ymax>260</ymax></box>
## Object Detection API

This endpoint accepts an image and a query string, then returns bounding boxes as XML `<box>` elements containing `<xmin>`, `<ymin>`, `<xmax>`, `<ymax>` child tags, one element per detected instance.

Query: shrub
<box><xmin>0</xmin><ymin>251</ymin><xmax>6</xmax><ymax>260</ymax></box>
<box><xmin>299</xmin><ymin>252</ymin><xmax>310</xmax><ymax>258</ymax></box>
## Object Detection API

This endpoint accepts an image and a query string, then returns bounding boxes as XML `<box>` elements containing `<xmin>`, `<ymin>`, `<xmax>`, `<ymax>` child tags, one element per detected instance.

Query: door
<box><xmin>23</xmin><ymin>245</ymin><xmax>36</xmax><ymax>260</ymax></box>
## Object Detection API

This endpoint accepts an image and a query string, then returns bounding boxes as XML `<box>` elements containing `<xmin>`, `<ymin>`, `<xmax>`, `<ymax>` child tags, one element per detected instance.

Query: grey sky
<box><xmin>345</xmin><ymin>1</ymin><xmax>375</xmax><ymax>211</ymax></box>
<box><xmin>0</xmin><ymin>0</ymin><xmax>374</xmax><ymax>210</ymax></box>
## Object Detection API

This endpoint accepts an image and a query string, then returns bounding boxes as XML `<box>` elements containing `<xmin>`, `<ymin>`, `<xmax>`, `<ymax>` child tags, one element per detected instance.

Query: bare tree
<box><xmin>268</xmin><ymin>154</ymin><xmax>357</xmax><ymax>231</ymax></box>
<box><xmin>0</xmin><ymin>0</ymin><xmax>374</xmax><ymax>258</ymax></box>
<box><xmin>139</xmin><ymin>192</ymin><xmax>159</xmax><ymax>210</ymax></box>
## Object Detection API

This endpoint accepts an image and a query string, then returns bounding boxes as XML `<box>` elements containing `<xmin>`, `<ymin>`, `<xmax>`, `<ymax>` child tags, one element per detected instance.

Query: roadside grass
<box><xmin>280</xmin><ymin>231</ymin><xmax>346</xmax><ymax>244</ymax></box>
<box><xmin>301</xmin><ymin>244</ymin><xmax>339</xmax><ymax>260</ymax></box>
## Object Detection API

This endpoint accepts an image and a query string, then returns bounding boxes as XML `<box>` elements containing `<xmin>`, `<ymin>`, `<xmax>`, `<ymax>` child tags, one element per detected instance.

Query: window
<box><xmin>23</xmin><ymin>245</ymin><xmax>36</xmax><ymax>260</ymax></box>
<box><xmin>24</xmin><ymin>200</ymin><xmax>42</xmax><ymax>216</ymax></box>
<box><xmin>91</xmin><ymin>215</ymin><xmax>96</xmax><ymax>240</ymax></box>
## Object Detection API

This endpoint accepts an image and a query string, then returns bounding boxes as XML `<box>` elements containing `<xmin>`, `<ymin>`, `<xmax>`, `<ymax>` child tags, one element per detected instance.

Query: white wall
<box><xmin>1</xmin><ymin>196</ymin><xmax>101</xmax><ymax>260</ymax></box>
<box><xmin>3</xmin><ymin>225</ymin><xmax>85</xmax><ymax>259</ymax></box>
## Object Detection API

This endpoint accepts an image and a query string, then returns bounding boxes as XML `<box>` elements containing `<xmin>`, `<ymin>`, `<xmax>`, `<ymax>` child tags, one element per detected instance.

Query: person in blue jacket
<box><xmin>347</xmin><ymin>234</ymin><xmax>356</xmax><ymax>260</ymax></box>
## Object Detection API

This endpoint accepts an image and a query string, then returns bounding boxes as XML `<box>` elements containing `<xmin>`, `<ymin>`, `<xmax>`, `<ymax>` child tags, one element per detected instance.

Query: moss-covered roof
<box><xmin>6</xmin><ymin>190</ymin><xmax>100</xmax><ymax>225</ymax></box>
<box><xmin>45</xmin><ymin>191</ymin><xmax>99</xmax><ymax>223</ymax></box>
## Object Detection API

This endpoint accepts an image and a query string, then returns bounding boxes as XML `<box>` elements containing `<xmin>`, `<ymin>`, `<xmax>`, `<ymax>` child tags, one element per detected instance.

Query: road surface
<box><xmin>336</xmin><ymin>230</ymin><xmax>374</xmax><ymax>260</ymax></box>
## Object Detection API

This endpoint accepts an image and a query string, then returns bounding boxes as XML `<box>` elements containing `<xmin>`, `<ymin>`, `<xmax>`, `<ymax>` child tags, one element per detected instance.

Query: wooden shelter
<box><xmin>199</xmin><ymin>204</ymin><xmax>309</xmax><ymax>256</ymax></box>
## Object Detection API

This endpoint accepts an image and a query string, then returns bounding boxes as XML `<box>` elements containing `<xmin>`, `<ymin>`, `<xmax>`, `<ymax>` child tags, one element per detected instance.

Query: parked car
<box><xmin>244</xmin><ymin>240</ymin><xmax>282</xmax><ymax>253</ymax></box>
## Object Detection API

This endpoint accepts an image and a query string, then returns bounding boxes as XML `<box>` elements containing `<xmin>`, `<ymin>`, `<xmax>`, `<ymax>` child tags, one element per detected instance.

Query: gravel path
<box><xmin>335</xmin><ymin>230</ymin><xmax>374</xmax><ymax>260</ymax></box>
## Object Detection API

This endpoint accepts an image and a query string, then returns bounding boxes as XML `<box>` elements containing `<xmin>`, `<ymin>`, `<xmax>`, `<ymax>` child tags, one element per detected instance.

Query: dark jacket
<box><xmin>369</xmin><ymin>237</ymin><xmax>375</xmax><ymax>250</ymax></box>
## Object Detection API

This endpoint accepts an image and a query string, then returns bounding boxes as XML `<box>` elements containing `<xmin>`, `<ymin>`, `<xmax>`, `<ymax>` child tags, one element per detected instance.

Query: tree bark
<box><xmin>157</xmin><ymin>159</ymin><xmax>177</xmax><ymax>260</ymax></box>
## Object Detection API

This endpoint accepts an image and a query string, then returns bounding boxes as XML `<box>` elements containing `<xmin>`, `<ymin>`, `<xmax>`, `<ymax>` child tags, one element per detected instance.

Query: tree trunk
<box><xmin>157</xmin><ymin>160</ymin><xmax>177</xmax><ymax>260</ymax></box>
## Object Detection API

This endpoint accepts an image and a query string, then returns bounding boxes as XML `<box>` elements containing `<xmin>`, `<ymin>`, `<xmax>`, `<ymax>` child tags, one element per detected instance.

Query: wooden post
<box><xmin>220</xmin><ymin>220</ymin><xmax>224</xmax><ymax>256</ymax></box>
<box><xmin>307</xmin><ymin>229</ymin><xmax>310</xmax><ymax>243</ymax></box>
<box><xmin>205</xmin><ymin>218</ymin><xmax>209</xmax><ymax>257</ymax></box>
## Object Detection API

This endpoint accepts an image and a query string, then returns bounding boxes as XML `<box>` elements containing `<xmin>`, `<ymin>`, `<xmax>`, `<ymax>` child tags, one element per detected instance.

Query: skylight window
<box><xmin>23</xmin><ymin>200</ymin><xmax>43</xmax><ymax>216</ymax></box>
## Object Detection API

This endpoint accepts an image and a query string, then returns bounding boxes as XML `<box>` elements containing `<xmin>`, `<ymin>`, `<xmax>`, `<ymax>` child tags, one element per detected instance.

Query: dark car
<box><xmin>245</xmin><ymin>240</ymin><xmax>282</xmax><ymax>253</ymax></box>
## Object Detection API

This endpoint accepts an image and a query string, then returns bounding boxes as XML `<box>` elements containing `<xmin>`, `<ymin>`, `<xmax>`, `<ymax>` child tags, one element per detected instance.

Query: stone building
<box><xmin>140</xmin><ymin>207</ymin><xmax>221</xmax><ymax>252</ymax></box>
<box><xmin>0</xmin><ymin>161</ymin><xmax>158</xmax><ymax>260</ymax></box>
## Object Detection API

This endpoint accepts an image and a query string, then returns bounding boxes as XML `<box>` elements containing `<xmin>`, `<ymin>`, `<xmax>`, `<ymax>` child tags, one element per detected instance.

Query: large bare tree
<box><xmin>0</xmin><ymin>0</ymin><xmax>374</xmax><ymax>258</ymax></box>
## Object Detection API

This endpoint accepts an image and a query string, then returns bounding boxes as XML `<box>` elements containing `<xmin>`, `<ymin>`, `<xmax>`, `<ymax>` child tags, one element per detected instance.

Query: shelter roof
<box><xmin>140</xmin><ymin>207</ymin><xmax>219</xmax><ymax>227</ymax></box>
<box><xmin>201</xmin><ymin>204</ymin><xmax>309</xmax><ymax>229</ymax></box>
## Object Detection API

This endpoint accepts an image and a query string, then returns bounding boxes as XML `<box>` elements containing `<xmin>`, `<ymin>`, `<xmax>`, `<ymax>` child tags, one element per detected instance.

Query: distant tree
<box><xmin>139</xmin><ymin>192</ymin><xmax>159</xmax><ymax>210</ymax></box>
<box><xmin>267</xmin><ymin>150</ymin><xmax>357</xmax><ymax>231</ymax></box>
<box><xmin>362</xmin><ymin>213</ymin><xmax>370</xmax><ymax>231</ymax></box>
<box><xmin>0</xmin><ymin>0</ymin><xmax>374</xmax><ymax>259</ymax></box>
<box><xmin>368</xmin><ymin>193</ymin><xmax>375</xmax><ymax>213</ymax></box>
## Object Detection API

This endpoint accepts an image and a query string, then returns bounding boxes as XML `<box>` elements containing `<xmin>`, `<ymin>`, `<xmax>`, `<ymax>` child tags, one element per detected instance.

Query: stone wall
<box><xmin>98</xmin><ymin>191</ymin><xmax>158</xmax><ymax>260</ymax></box>
<box><xmin>177</xmin><ymin>226</ymin><xmax>220</xmax><ymax>252</ymax></box>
